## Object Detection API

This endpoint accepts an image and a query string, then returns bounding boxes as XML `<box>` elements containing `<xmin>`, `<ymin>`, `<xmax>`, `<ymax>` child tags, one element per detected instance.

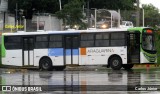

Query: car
<box><xmin>120</xmin><ymin>21</ymin><xmax>133</xmax><ymax>28</ymax></box>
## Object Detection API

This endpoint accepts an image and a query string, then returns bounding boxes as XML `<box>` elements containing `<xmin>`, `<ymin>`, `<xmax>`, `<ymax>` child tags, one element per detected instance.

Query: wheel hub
<box><xmin>113</xmin><ymin>60</ymin><xmax>119</xmax><ymax>66</ymax></box>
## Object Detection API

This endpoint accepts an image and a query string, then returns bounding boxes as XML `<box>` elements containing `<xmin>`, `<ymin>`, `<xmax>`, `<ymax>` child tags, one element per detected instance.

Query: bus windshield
<box><xmin>142</xmin><ymin>30</ymin><xmax>156</xmax><ymax>51</ymax></box>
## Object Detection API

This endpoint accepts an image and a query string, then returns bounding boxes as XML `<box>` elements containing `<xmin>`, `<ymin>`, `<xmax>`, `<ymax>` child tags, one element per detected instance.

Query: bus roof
<box><xmin>2</xmin><ymin>28</ymin><xmax>128</xmax><ymax>36</ymax></box>
<box><xmin>127</xmin><ymin>27</ymin><xmax>153</xmax><ymax>32</ymax></box>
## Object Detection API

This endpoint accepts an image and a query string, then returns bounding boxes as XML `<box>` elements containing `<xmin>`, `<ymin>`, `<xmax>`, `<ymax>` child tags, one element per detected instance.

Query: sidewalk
<box><xmin>0</xmin><ymin>64</ymin><xmax>159</xmax><ymax>72</ymax></box>
<box><xmin>65</xmin><ymin>64</ymin><xmax>160</xmax><ymax>71</ymax></box>
<box><xmin>133</xmin><ymin>64</ymin><xmax>160</xmax><ymax>69</ymax></box>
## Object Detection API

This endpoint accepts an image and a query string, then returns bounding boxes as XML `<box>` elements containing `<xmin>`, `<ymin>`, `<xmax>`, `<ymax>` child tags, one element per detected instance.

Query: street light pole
<box><xmin>142</xmin><ymin>9</ymin><xmax>144</xmax><ymax>27</ymax></box>
<box><xmin>87</xmin><ymin>0</ymin><xmax>90</xmax><ymax>28</ymax></box>
<box><xmin>118</xmin><ymin>9</ymin><xmax>121</xmax><ymax>28</ymax></box>
<box><xmin>111</xmin><ymin>13</ymin><xmax>112</xmax><ymax>28</ymax></box>
<box><xmin>136</xmin><ymin>0</ymin><xmax>140</xmax><ymax>27</ymax></box>
<box><xmin>59</xmin><ymin>0</ymin><xmax>63</xmax><ymax>30</ymax></box>
<box><xmin>91</xmin><ymin>8</ymin><xmax>97</xmax><ymax>28</ymax></box>
<box><xmin>15</xmin><ymin>3</ymin><xmax>19</xmax><ymax>31</ymax></box>
<box><xmin>94</xmin><ymin>9</ymin><xmax>97</xmax><ymax>28</ymax></box>
<box><xmin>22</xmin><ymin>16</ymin><xmax>26</xmax><ymax>32</ymax></box>
<box><xmin>59</xmin><ymin>0</ymin><xmax>62</xmax><ymax>10</ymax></box>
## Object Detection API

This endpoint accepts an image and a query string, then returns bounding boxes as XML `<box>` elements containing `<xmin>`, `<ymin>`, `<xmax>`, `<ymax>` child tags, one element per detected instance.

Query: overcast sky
<box><xmin>140</xmin><ymin>0</ymin><xmax>160</xmax><ymax>10</ymax></box>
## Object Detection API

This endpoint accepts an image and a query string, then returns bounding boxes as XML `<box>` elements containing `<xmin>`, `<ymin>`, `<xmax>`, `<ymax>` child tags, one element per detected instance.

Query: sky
<box><xmin>140</xmin><ymin>0</ymin><xmax>160</xmax><ymax>10</ymax></box>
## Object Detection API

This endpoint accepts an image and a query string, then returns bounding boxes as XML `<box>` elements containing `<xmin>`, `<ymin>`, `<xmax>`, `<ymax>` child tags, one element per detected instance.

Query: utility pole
<box><xmin>91</xmin><ymin>8</ymin><xmax>97</xmax><ymax>28</ymax></box>
<box><xmin>15</xmin><ymin>3</ymin><xmax>18</xmax><ymax>26</ymax></box>
<box><xmin>59</xmin><ymin>0</ymin><xmax>62</xmax><ymax>10</ymax></box>
<box><xmin>59</xmin><ymin>0</ymin><xmax>62</xmax><ymax>30</ymax></box>
<box><xmin>94</xmin><ymin>8</ymin><xmax>97</xmax><ymax>28</ymax></box>
<box><xmin>3</xmin><ymin>12</ymin><xmax>5</xmax><ymax>30</ymax></box>
<box><xmin>87</xmin><ymin>0</ymin><xmax>90</xmax><ymax>28</ymax></box>
<box><xmin>15</xmin><ymin>3</ymin><xmax>18</xmax><ymax>31</ymax></box>
<box><xmin>136</xmin><ymin>0</ymin><xmax>140</xmax><ymax>27</ymax></box>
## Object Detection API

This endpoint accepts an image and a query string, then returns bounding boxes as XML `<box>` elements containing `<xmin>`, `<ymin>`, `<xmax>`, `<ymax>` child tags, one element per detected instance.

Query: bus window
<box><xmin>142</xmin><ymin>29</ymin><xmax>156</xmax><ymax>51</ymax></box>
<box><xmin>80</xmin><ymin>34</ymin><xmax>94</xmax><ymax>47</ymax></box>
<box><xmin>4</xmin><ymin>36</ymin><xmax>22</xmax><ymax>49</ymax></box>
<box><xmin>142</xmin><ymin>34</ymin><xmax>155</xmax><ymax>51</ymax></box>
<box><xmin>110</xmin><ymin>33</ymin><xmax>126</xmax><ymax>46</ymax></box>
<box><xmin>95</xmin><ymin>33</ymin><xmax>109</xmax><ymax>47</ymax></box>
<box><xmin>35</xmin><ymin>35</ymin><xmax>48</xmax><ymax>49</ymax></box>
<box><xmin>49</xmin><ymin>35</ymin><xmax>63</xmax><ymax>48</ymax></box>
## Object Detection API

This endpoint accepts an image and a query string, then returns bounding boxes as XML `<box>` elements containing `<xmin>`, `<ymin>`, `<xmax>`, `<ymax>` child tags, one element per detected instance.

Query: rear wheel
<box><xmin>110</xmin><ymin>57</ymin><xmax>122</xmax><ymax>70</ymax></box>
<box><xmin>40</xmin><ymin>58</ymin><xmax>53</xmax><ymax>71</ymax></box>
<box><xmin>122</xmin><ymin>64</ymin><xmax>134</xmax><ymax>70</ymax></box>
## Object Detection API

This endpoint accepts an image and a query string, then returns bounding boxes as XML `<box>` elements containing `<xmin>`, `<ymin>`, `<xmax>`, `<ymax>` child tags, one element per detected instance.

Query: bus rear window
<box><xmin>4</xmin><ymin>36</ymin><xmax>22</xmax><ymax>49</ymax></box>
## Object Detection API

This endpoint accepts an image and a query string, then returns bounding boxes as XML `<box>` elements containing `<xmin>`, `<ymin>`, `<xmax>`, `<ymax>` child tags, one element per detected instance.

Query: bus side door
<box><xmin>65</xmin><ymin>35</ymin><xmax>79</xmax><ymax>65</ymax></box>
<box><xmin>128</xmin><ymin>32</ymin><xmax>140</xmax><ymax>63</ymax></box>
<box><xmin>23</xmin><ymin>37</ymin><xmax>34</xmax><ymax>66</ymax></box>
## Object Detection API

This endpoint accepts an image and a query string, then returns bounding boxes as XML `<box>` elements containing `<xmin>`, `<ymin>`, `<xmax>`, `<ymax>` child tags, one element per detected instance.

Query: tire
<box><xmin>122</xmin><ymin>64</ymin><xmax>134</xmax><ymax>70</ymax></box>
<box><xmin>110</xmin><ymin>57</ymin><xmax>122</xmax><ymax>70</ymax></box>
<box><xmin>40</xmin><ymin>58</ymin><xmax>53</xmax><ymax>71</ymax></box>
<box><xmin>54</xmin><ymin>66</ymin><xmax>66</xmax><ymax>71</ymax></box>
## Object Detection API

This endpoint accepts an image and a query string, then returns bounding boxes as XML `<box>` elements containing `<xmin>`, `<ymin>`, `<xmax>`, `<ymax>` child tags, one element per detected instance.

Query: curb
<box><xmin>133</xmin><ymin>64</ymin><xmax>160</xmax><ymax>69</ymax></box>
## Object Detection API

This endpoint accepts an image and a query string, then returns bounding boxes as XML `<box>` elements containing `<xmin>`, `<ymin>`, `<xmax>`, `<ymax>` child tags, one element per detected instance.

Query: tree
<box><xmin>8</xmin><ymin>0</ymin><xmax>60</xmax><ymax>19</ymax></box>
<box><xmin>56</xmin><ymin>0</ymin><xmax>86</xmax><ymax>29</ymax></box>
<box><xmin>8</xmin><ymin>0</ymin><xmax>136</xmax><ymax>20</ymax></box>
<box><xmin>142</xmin><ymin>4</ymin><xmax>160</xmax><ymax>27</ymax></box>
<box><xmin>87</xmin><ymin>0</ymin><xmax>136</xmax><ymax>10</ymax></box>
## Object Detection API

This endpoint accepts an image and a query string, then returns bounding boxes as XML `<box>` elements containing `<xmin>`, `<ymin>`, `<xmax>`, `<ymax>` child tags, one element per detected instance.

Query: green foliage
<box><xmin>56</xmin><ymin>0</ymin><xmax>86</xmax><ymax>29</ymax></box>
<box><xmin>0</xmin><ymin>44</ymin><xmax>2</xmax><ymax>66</ymax></box>
<box><xmin>8</xmin><ymin>0</ymin><xmax>136</xmax><ymax>20</ymax></box>
<box><xmin>155</xmin><ymin>31</ymin><xmax>160</xmax><ymax>64</ymax></box>
<box><xmin>88</xmin><ymin>0</ymin><xmax>136</xmax><ymax>10</ymax></box>
<box><xmin>8</xmin><ymin>0</ymin><xmax>60</xmax><ymax>19</ymax></box>
<box><xmin>142</xmin><ymin>4</ymin><xmax>160</xmax><ymax>27</ymax></box>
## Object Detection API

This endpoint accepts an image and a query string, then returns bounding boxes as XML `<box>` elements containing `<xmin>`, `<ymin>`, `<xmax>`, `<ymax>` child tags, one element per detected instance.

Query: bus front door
<box><xmin>128</xmin><ymin>32</ymin><xmax>140</xmax><ymax>63</ymax></box>
<box><xmin>65</xmin><ymin>36</ymin><xmax>79</xmax><ymax>65</ymax></box>
<box><xmin>23</xmin><ymin>37</ymin><xmax>34</xmax><ymax>66</ymax></box>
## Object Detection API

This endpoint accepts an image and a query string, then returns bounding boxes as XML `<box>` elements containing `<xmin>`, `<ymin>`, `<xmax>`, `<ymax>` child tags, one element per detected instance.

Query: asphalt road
<box><xmin>0</xmin><ymin>68</ymin><xmax>160</xmax><ymax>94</ymax></box>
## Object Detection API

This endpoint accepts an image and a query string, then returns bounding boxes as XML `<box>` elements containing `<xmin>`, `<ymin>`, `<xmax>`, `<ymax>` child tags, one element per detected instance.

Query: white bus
<box><xmin>1</xmin><ymin>27</ymin><xmax>157</xmax><ymax>70</ymax></box>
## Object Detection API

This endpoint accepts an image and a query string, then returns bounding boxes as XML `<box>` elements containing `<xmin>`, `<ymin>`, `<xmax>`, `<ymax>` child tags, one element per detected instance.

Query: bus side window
<box><xmin>49</xmin><ymin>35</ymin><xmax>63</xmax><ymax>48</ymax></box>
<box><xmin>4</xmin><ymin>36</ymin><xmax>22</xmax><ymax>49</ymax></box>
<box><xmin>95</xmin><ymin>33</ymin><xmax>109</xmax><ymax>47</ymax></box>
<box><xmin>35</xmin><ymin>35</ymin><xmax>48</xmax><ymax>49</ymax></box>
<box><xmin>80</xmin><ymin>34</ymin><xmax>94</xmax><ymax>47</ymax></box>
<box><xmin>110</xmin><ymin>32</ymin><xmax>126</xmax><ymax>46</ymax></box>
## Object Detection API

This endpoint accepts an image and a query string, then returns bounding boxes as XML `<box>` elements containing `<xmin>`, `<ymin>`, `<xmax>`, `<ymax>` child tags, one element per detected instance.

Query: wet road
<box><xmin>0</xmin><ymin>68</ymin><xmax>160</xmax><ymax>94</ymax></box>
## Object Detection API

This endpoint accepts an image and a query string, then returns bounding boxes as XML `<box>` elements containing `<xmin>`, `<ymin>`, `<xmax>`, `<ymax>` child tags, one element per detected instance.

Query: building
<box><xmin>0</xmin><ymin>0</ymin><xmax>8</xmax><ymax>30</ymax></box>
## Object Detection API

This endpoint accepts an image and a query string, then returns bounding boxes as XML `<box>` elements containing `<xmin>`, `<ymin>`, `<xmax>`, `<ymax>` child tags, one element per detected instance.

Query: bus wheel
<box><xmin>122</xmin><ymin>64</ymin><xmax>134</xmax><ymax>70</ymax></box>
<box><xmin>110</xmin><ymin>57</ymin><xmax>122</xmax><ymax>70</ymax></box>
<box><xmin>40</xmin><ymin>58</ymin><xmax>53</xmax><ymax>71</ymax></box>
<box><xmin>54</xmin><ymin>66</ymin><xmax>66</xmax><ymax>71</ymax></box>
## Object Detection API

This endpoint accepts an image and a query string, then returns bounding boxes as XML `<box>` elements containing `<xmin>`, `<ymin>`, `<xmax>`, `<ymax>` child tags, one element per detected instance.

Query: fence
<box><xmin>1</xmin><ymin>9</ymin><xmax>160</xmax><ymax>32</ymax></box>
<box><xmin>88</xmin><ymin>9</ymin><xmax>160</xmax><ymax>29</ymax></box>
<box><xmin>0</xmin><ymin>20</ymin><xmax>3</xmax><ymax>30</ymax></box>
<box><xmin>1</xmin><ymin>13</ymin><xmax>61</xmax><ymax>32</ymax></box>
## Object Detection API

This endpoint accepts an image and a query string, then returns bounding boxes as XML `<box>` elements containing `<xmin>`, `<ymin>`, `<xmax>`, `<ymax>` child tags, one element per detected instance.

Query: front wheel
<box><xmin>40</xmin><ymin>58</ymin><xmax>53</xmax><ymax>71</ymax></box>
<box><xmin>122</xmin><ymin>64</ymin><xmax>134</xmax><ymax>70</ymax></box>
<box><xmin>110</xmin><ymin>57</ymin><xmax>122</xmax><ymax>70</ymax></box>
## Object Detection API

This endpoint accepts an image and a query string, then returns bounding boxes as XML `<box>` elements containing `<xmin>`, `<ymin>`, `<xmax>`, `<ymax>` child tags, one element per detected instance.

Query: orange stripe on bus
<box><xmin>81</xmin><ymin>80</ymin><xmax>87</xmax><ymax>93</ymax></box>
<box><xmin>80</xmin><ymin>48</ymin><xmax>86</xmax><ymax>55</ymax></box>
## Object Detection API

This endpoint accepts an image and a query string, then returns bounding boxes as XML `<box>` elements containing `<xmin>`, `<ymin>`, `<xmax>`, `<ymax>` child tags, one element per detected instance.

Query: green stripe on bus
<box><xmin>1</xmin><ymin>35</ymin><xmax>6</xmax><ymax>58</ymax></box>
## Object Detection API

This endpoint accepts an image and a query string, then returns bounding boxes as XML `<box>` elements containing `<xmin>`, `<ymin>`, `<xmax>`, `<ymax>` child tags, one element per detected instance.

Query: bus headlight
<box><xmin>143</xmin><ymin>53</ymin><xmax>156</xmax><ymax>62</ymax></box>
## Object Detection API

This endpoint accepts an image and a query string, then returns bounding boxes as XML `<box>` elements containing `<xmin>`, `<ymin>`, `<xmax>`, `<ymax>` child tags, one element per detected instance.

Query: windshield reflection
<box><xmin>142</xmin><ymin>34</ymin><xmax>155</xmax><ymax>51</ymax></box>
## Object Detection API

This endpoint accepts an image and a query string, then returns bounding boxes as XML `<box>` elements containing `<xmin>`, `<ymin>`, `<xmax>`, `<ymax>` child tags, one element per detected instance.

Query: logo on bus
<box><xmin>87</xmin><ymin>49</ymin><xmax>114</xmax><ymax>53</ymax></box>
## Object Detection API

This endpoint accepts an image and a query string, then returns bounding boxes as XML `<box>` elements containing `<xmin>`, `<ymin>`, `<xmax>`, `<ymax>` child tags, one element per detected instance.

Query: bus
<box><xmin>1</xmin><ymin>27</ymin><xmax>157</xmax><ymax>70</ymax></box>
